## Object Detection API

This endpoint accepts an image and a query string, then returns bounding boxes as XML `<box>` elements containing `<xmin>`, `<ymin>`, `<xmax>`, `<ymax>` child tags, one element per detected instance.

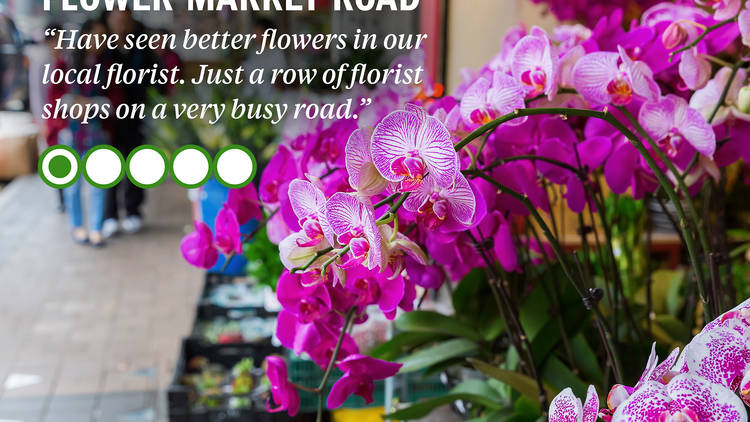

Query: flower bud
<box><xmin>738</xmin><ymin>86</ymin><xmax>750</xmax><ymax>114</ymax></box>
<box><xmin>662</xmin><ymin>22</ymin><xmax>689</xmax><ymax>50</ymax></box>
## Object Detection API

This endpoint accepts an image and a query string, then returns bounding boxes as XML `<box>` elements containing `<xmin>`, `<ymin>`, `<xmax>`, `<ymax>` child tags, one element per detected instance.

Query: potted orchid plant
<box><xmin>181</xmin><ymin>1</ymin><xmax>750</xmax><ymax>421</ymax></box>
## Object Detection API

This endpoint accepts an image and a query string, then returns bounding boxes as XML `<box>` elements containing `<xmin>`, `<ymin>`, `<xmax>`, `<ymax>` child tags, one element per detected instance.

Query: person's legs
<box><xmin>120</xmin><ymin>139</ymin><xmax>145</xmax><ymax>233</ymax></box>
<box><xmin>88</xmin><ymin>184</ymin><xmax>106</xmax><ymax>247</ymax></box>
<box><xmin>63</xmin><ymin>179</ymin><xmax>87</xmax><ymax>243</ymax></box>
<box><xmin>124</xmin><ymin>178</ymin><xmax>144</xmax><ymax>217</ymax></box>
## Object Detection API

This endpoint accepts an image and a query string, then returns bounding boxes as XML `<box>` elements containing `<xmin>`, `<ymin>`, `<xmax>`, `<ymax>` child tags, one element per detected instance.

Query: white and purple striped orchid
<box><xmin>611</xmin><ymin>374</ymin><xmax>747</xmax><ymax>422</ymax></box>
<box><xmin>460</xmin><ymin>72</ymin><xmax>527</xmax><ymax>127</ymax></box>
<box><xmin>371</xmin><ymin>105</ymin><xmax>459</xmax><ymax>193</ymax></box>
<box><xmin>325</xmin><ymin>192</ymin><xmax>383</xmax><ymax>270</ymax></box>
<box><xmin>573</xmin><ymin>46</ymin><xmax>660</xmax><ymax>106</ymax></box>
<box><xmin>345</xmin><ymin>128</ymin><xmax>389</xmax><ymax>197</ymax></box>
<box><xmin>511</xmin><ymin>27</ymin><xmax>559</xmax><ymax>99</ymax></box>
<box><xmin>548</xmin><ymin>385</ymin><xmax>599</xmax><ymax>422</ymax></box>
<box><xmin>638</xmin><ymin>94</ymin><xmax>717</xmax><ymax>158</ymax></box>
<box><xmin>403</xmin><ymin>173</ymin><xmax>477</xmax><ymax>233</ymax></box>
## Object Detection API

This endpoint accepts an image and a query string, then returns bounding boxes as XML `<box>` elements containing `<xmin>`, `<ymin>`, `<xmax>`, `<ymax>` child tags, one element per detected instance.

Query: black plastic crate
<box><xmin>168</xmin><ymin>338</ymin><xmax>322</xmax><ymax>422</ymax></box>
<box><xmin>198</xmin><ymin>273</ymin><xmax>276</xmax><ymax>319</ymax></box>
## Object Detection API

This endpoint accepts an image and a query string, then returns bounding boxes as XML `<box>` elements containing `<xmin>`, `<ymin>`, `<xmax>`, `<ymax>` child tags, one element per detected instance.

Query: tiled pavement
<box><xmin>0</xmin><ymin>176</ymin><xmax>202</xmax><ymax>422</ymax></box>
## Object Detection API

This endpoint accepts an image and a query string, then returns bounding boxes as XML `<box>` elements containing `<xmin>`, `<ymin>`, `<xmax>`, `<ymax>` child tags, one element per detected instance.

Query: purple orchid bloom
<box><xmin>573</xmin><ymin>46</ymin><xmax>660</xmax><ymax>106</ymax></box>
<box><xmin>639</xmin><ymin>94</ymin><xmax>716</xmax><ymax>158</ymax></box>
<box><xmin>405</xmin><ymin>258</ymin><xmax>445</xmax><ymax>290</ymax></box>
<box><xmin>325</xmin><ymin>193</ymin><xmax>383</xmax><ymax>270</ymax></box>
<box><xmin>345</xmin><ymin>129</ymin><xmax>389</xmax><ymax>196</ymax></box>
<box><xmin>403</xmin><ymin>173</ymin><xmax>477</xmax><ymax>232</ymax></box>
<box><xmin>604</xmin><ymin>140</ymin><xmax>659</xmax><ymax>200</ymax></box>
<box><xmin>371</xmin><ymin>105</ymin><xmax>458</xmax><ymax>192</ymax></box>
<box><xmin>460</xmin><ymin>72</ymin><xmax>527</xmax><ymax>127</ymax></box>
<box><xmin>511</xmin><ymin>27</ymin><xmax>559</xmax><ymax>99</ymax></box>
<box><xmin>276</xmin><ymin>270</ymin><xmax>332</xmax><ymax>323</ymax></box>
<box><xmin>343</xmin><ymin>265</ymin><xmax>405</xmax><ymax>319</ymax></box>
<box><xmin>327</xmin><ymin>355</ymin><xmax>402</xmax><ymax>409</ymax></box>
<box><xmin>549</xmin><ymin>385</ymin><xmax>599</xmax><ymax>422</ymax></box>
<box><xmin>611</xmin><ymin>374</ymin><xmax>747</xmax><ymax>422</ymax></box>
<box><xmin>265</xmin><ymin>356</ymin><xmax>300</xmax><ymax>417</ymax></box>
<box><xmin>225</xmin><ymin>184</ymin><xmax>263</xmax><ymax>225</ymax></box>
<box><xmin>214</xmin><ymin>207</ymin><xmax>242</xmax><ymax>255</ymax></box>
<box><xmin>180</xmin><ymin>221</ymin><xmax>219</xmax><ymax>269</ymax></box>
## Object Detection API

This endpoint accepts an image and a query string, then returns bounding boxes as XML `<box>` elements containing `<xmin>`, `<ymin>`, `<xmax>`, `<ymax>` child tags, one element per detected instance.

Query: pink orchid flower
<box><xmin>573</xmin><ymin>46</ymin><xmax>660</xmax><ymax>106</ymax></box>
<box><xmin>265</xmin><ymin>356</ymin><xmax>300</xmax><ymax>417</ymax></box>
<box><xmin>180</xmin><ymin>221</ymin><xmax>219</xmax><ymax>269</ymax></box>
<box><xmin>343</xmin><ymin>265</ymin><xmax>405</xmax><ymax>319</ymax></box>
<box><xmin>679</xmin><ymin>48</ymin><xmax>711</xmax><ymax>91</ymax></box>
<box><xmin>371</xmin><ymin>104</ymin><xmax>458</xmax><ymax>192</ymax></box>
<box><xmin>460</xmin><ymin>72</ymin><xmax>527</xmax><ymax>127</ymax></box>
<box><xmin>403</xmin><ymin>173</ymin><xmax>477</xmax><ymax>232</ymax></box>
<box><xmin>214</xmin><ymin>207</ymin><xmax>242</xmax><ymax>255</ymax></box>
<box><xmin>639</xmin><ymin>94</ymin><xmax>716</xmax><ymax>158</ymax></box>
<box><xmin>549</xmin><ymin>385</ymin><xmax>599</xmax><ymax>422</ymax></box>
<box><xmin>327</xmin><ymin>355</ymin><xmax>402</xmax><ymax>409</ymax></box>
<box><xmin>325</xmin><ymin>193</ymin><xmax>383</xmax><ymax>270</ymax></box>
<box><xmin>276</xmin><ymin>270</ymin><xmax>332</xmax><ymax>323</ymax></box>
<box><xmin>345</xmin><ymin>128</ymin><xmax>389</xmax><ymax>196</ymax></box>
<box><xmin>276</xmin><ymin>310</ymin><xmax>360</xmax><ymax>368</ymax></box>
<box><xmin>611</xmin><ymin>374</ymin><xmax>747</xmax><ymax>422</ymax></box>
<box><xmin>511</xmin><ymin>27</ymin><xmax>559</xmax><ymax>99</ymax></box>
<box><xmin>225</xmin><ymin>184</ymin><xmax>263</xmax><ymax>225</ymax></box>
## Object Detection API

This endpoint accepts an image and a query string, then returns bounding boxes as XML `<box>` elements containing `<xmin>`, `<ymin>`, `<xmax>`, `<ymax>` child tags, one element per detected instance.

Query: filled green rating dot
<box><xmin>39</xmin><ymin>145</ymin><xmax>81</xmax><ymax>189</ymax></box>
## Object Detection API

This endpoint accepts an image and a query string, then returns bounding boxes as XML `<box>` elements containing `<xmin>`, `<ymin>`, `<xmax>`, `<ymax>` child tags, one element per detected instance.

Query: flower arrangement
<box><xmin>181</xmin><ymin>1</ymin><xmax>750</xmax><ymax>420</ymax></box>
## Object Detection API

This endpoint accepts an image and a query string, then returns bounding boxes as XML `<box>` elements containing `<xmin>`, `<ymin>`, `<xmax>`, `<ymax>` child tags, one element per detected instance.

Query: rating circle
<box><xmin>83</xmin><ymin>145</ymin><xmax>125</xmax><ymax>189</ymax></box>
<box><xmin>39</xmin><ymin>145</ymin><xmax>81</xmax><ymax>189</ymax></box>
<box><xmin>213</xmin><ymin>145</ymin><xmax>257</xmax><ymax>188</ymax></box>
<box><xmin>170</xmin><ymin>145</ymin><xmax>212</xmax><ymax>189</ymax></box>
<box><xmin>126</xmin><ymin>146</ymin><xmax>169</xmax><ymax>189</ymax></box>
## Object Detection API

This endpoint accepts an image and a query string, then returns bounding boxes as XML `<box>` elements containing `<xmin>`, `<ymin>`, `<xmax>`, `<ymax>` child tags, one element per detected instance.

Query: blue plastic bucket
<box><xmin>200</xmin><ymin>178</ymin><xmax>258</xmax><ymax>276</ymax></box>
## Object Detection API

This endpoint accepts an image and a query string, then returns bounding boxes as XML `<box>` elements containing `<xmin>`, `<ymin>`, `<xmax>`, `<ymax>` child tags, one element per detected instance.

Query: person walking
<box><xmin>101</xmin><ymin>8</ymin><xmax>161</xmax><ymax>237</ymax></box>
<box><xmin>61</xmin><ymin>19</ymin><xmax>119</xmax><ymax>248</ymax></box>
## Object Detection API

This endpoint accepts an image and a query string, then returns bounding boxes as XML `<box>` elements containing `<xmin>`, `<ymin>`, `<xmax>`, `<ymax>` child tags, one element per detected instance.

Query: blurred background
<box><xmin>0</xmin><ymin>1</ymin><xmax>565</xmax><ymax>422</ymax></box>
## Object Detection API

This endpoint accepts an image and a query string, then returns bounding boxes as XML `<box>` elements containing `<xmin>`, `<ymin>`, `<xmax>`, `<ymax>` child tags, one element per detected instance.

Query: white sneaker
<box><xmin>121</xmin><ymin>215</ymin><xmax>143</xmax><ymax>234</ymax></box>
<box><xmin>102</xmin><ymin>219</ymin><xmax>120</xmax><ymax>239</ymax></box>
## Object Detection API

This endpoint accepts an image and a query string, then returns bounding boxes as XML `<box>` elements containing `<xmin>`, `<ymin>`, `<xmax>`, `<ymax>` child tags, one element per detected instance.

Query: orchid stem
<box><xmin>291</xmin><ymin>247</ymin><xmax>334</xmax><ymax>273</ymax></box>
<box><xmin>316</xmin><ymin>308</ymin><xmax>357</xmax><ymax>422</ymax></box>
<box><xmin>669</xmin><ymin>15</ymin><xmax>738</xmax><ymax>60</ymax></box>
<box><xmin>617</xmin><ymin>107</ymin><xmax>713</xmax><ymax>318</ymax></box>
<box><xmin>464</xmin><ymin>169</ymin><xmax>624</xmax><ymax>382</ymax></box>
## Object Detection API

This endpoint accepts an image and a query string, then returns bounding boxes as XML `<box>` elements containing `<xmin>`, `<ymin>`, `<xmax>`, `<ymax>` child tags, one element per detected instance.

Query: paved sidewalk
<box><xmin>0</xmin><ymin>176</ymin><xmax>202</xmax><ymax>422</ymax></box>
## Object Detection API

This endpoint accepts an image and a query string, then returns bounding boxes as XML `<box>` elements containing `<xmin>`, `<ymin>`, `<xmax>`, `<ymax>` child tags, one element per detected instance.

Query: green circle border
<box><xmin>38</xmin><ymin>145</ymin><xmax>81</xmax><ymax>189</ymax></box>
<box><xmin>213</xmin><ymin>145</ymin><xmax>257</xmax><ymax>189</ymax></box>
<box><xmin>82</xmin><ymin>145</ymin><xmax>125</xmax><ymax>189</ymax></box>
<box><xmin>170</xmin><ymin>145</ymin><xmax>213</xmax><ymax>189</ymax></box>
<box><xmin>125</xmin><ymin>145</ymin><xmax>169</xmax><ymax>189</ymax></box>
